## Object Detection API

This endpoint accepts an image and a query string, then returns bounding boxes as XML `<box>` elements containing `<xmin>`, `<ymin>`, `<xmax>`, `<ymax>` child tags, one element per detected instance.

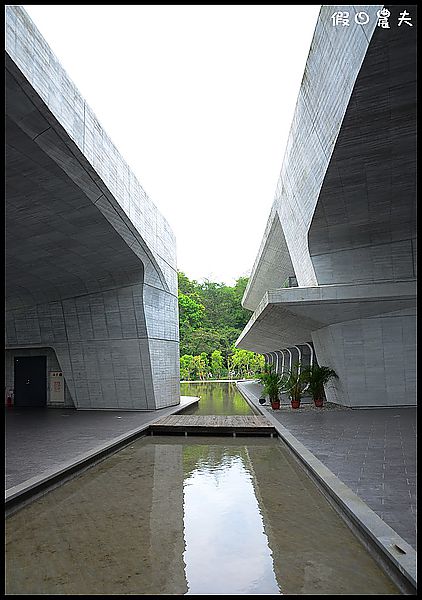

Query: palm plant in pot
<box><xmin>256</xmin><ymin>365</ymin><xmax>284</xmax><ymax>409</ymax></box>
<box><xmin>281</xmin><ymin>363</ymin><xmax>308</xmax><ymax>409</ymax></box>
<box><xmin>301</xmin><ymin>364</ymin><xmax>338</xmax><ymax>407</ymax></box>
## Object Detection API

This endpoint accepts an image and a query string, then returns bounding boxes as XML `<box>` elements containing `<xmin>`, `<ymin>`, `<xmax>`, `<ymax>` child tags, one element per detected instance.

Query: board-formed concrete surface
<box><xmin>5</xmin><ymin>6</ymin><xmax>180</xmax><ymax>410</ymax></box>
<box><xmin>237</xmin><ymin>5</ymin><xmax>416</xmax><ymax>407</ymax></box>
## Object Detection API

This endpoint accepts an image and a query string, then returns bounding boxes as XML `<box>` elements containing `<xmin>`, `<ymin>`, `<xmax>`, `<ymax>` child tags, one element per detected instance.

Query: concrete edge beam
<box><xmin>236</xmin><ymin>381</ymin><xmax>417</xmax><ymax>595</ymax></box>
<box><xmin>236</xmin><ymin>280</ymin><xmax>416</xmax><ymax>350</ymax></box>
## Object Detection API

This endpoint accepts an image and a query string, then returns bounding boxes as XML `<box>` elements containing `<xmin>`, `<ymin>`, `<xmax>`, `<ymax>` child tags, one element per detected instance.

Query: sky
<box><xmin>23</xmin><ymin>4</ymin><xmax>321</xmax><ymax>286</ymax></box>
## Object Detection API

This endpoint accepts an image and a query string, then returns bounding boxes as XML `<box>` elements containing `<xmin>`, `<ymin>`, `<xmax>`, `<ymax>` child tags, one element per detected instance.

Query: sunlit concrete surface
<box><xmin>237</xmin><ymin>5</ymin><xmax>416</xmax><ymax>407</ymax></box>
<box><xmin>5</xmin><ymin>6</ymin><xmax>180</xmax><ymax>409</ymax></box>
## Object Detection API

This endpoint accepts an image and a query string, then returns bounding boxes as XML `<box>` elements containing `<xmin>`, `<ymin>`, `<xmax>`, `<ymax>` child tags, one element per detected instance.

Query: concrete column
<box><xmin>294</xmin><ymin>346</ymin><xmax>302</xmax><ymax>373</ymax></box>
<box><xmin>285</xmin><ymin>348</ymin><xmax>292</xmax><ymax>373</ymax></box>
<box><xmin>305</xmin><ymin>342</ymin><xmax>314</xmax><ymax>367</ymax></box>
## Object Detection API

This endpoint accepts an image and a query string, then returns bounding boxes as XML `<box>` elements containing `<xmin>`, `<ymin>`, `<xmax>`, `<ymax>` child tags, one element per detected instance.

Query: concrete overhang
<box><xmin>242</xmin><ymin>208</ymin><xmax>294</xmax><ymax>311</ymax></box>
<box><xmin>236</xmin><ymin>280</ymin><xmax>416</xmax><ymax>353</ymax></box>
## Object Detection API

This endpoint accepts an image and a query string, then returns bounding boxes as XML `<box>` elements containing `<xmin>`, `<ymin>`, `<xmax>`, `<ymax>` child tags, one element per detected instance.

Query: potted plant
<box><xmin>301</xmin><ymin>364</ymin><xmax>338</xmax><ymax>407</ymax></box>
<box><xmin>281</xmin><ymin>363</ymin><xmax>308</xmax><ymax>409</ymax></box>
<box><xmin>256</xmin><ymin>365</ymin><xmax>284</xmax><ymax>409</ymax></box>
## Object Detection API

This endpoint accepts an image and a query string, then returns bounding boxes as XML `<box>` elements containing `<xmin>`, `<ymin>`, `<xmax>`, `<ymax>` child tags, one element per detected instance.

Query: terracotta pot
<box><xmin>271</xmin><ymin>400</ymin><xmax>280</xmax><ymax>410</ymax></box>
<box><xmin>314</xmin><ymin>398</ymin><xmax>323</xmax><ymax>407</ymax></box>
<box><xmin>291</xmin><ymin>399</ymin><xmax>300</xmax><ymax>409</ymax></box>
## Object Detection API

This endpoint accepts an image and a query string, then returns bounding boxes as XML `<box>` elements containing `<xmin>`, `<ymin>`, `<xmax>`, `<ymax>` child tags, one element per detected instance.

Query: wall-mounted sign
<box><xmin>50</xmin><ymin>371</ymin><xmax>64</xmax><ymax>403</ymax></box>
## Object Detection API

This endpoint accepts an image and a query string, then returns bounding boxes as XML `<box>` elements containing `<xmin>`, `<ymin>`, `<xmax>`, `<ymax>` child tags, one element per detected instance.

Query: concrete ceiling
<box><xmin>5</xmin><ymin>63</ymin><xmax>157</xmax><ymax>311</ymax></box>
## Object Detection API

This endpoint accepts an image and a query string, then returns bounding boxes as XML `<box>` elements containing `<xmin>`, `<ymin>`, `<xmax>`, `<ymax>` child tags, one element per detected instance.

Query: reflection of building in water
<box><xmin>5</xmin><ymin>440</ymin><xmax>188</xmax><ymax>595</ymax></box>
<box><xmin>6</xmin><ymin>437</ymin><xmax>398</xmax><ymax>594</ymax></box>
<box><xmin>246</xmin><ymin>443</ymin><xmax>397</xmax><ymax>595</ymax></box>
<box><xmin>149</xmin><ymin>442</ymin><xmax>188</xmax><ymax>594</ymax></box>
<box><xmin>246</xmin><ymin>444</ymin><xmax>319</xmax><ymax>593</ymax></box>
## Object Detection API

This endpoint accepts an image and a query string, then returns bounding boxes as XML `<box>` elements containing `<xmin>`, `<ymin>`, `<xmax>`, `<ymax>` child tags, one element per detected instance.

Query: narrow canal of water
<box><xmin>6</xmin><ymin>383</ymin><xmax>399</xmax><ymax>594</ymax></box>
<box><xmin>180</xmin><ymin>381</ymin><xmax>257</xmax><ymax>415</ymax></box>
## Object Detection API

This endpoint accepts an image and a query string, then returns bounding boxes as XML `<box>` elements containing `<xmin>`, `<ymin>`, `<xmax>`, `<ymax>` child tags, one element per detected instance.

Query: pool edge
<box><xmin>236</xmin><ymin>381</ymin><xmax>417</xmax><ymax>595</ymax></box>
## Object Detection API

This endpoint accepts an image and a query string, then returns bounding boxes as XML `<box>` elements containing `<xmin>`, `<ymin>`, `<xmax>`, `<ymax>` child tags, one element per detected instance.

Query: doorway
<box><xmin>14</xmin><ymin>356</ymin><xmax>47</xmax><ymax>407</ymax></box>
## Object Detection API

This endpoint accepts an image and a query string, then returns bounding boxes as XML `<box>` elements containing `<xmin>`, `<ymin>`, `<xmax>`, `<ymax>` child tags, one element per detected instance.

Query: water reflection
<box><xmin>182</xmin><ymin>445</ymin><xmax>281</xmax><ymax>594</ymax></box>
<box><xmin>180</xmin><ymin>382</ymin><xmax>255</xmax><ymax>415</ymax></box>
<box><xmin>6</xmin><ymin>436</ymin><xmax>399</xmax><ymax>595</ymax></box>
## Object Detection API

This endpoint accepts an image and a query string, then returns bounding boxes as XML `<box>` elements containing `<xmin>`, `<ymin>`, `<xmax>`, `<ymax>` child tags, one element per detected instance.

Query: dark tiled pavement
<box><xmin>5</xmin><ymin>400</ymin><xmax>193</xmax><ymax>491</ymax></box>
<box><xmin>241</xmin><ymin>381</ymin><xmax>417</xmax><ymax>550</ymax></box>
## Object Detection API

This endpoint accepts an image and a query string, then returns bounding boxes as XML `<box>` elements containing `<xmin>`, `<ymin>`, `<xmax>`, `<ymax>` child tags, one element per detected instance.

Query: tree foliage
<box><xmin>210</xmin><ymin>350</ymin><xmax>223</xmax><ymax>379</ymax></box>
<box><xmin>178</xmin><ymin>271</ymin><xmax>263</xmax><ymax>380</ymax></box>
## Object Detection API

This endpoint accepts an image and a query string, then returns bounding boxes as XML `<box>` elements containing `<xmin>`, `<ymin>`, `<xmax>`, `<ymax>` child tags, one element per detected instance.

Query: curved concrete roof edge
<box><xmin>5</xmin><ymin>5</ymin><xmax>177</xmax><ymax>279</ymax></box>
<box><xmin>242</xmin><ymin>5</ymin><xmax>383</xmax><ymax>312</ymax></box>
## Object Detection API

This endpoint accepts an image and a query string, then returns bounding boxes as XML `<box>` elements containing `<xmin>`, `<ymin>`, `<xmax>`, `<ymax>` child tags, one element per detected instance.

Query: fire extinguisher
<box><xmin>6</xmin><ymin>388</ymin><xmax>14</xmax><ymax>409</ymax></box>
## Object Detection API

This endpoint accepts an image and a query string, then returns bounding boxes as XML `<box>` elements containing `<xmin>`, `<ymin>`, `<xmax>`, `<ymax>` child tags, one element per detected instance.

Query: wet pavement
<box><xmin>239</xmin><ymin>381</ymin><xmax>417</xmax><ymax>550</ymax></box>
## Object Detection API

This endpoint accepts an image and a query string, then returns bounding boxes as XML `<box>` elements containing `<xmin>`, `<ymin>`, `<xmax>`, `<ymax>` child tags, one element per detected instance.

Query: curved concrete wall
<box><xmin>238</xmin><ymin>5</ymin><xmax>417</xmax><ymax>407</ymax></box>
<box><xmin>5</xmin><ymin>6</ymin><xmax>180</xmax><ymax>409</ymax></box>
<box><xmin>243</xmin><ymin>5</ymin><xmax>382</xmax><ymax>311</ymax></box>
<box><xmin>308</xmin><ymin>11</ymin><xmax>416</xmax><ymax>287</ymax></box>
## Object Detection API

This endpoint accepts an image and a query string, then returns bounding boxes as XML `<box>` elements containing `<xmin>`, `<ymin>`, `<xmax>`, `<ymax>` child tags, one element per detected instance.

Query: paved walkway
<box><xmin>240</xmin><ymin>381</ymin><xmax>416</xmax><ymax>549</ymax></box>
<box><xmin>5</xmin><ymin>397</ymin><xmax>195</xmax><ymax>491</ymax></box>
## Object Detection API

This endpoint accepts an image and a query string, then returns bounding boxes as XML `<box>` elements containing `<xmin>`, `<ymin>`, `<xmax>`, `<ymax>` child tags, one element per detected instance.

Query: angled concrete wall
<box><xmin>237</xmin><ymin>5</ymin><xmax>416</xmax><ymax>407</ymax></box>
<box><xmin>5</xmin><ymin>6</ymin><xmax>180</xmax><ymax>409</ymax></box>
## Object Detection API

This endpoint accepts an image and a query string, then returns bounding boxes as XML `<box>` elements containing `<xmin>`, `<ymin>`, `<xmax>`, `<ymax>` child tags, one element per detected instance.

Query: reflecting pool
<box><xmin>180</xmin><ymin>381</ymin><xmax>256</xmax><ymax>415</ymax></box>
<box><xmin>6</xmin><ymin>435</ymin><xmax>399</xmax><ymax>595</ymax></box>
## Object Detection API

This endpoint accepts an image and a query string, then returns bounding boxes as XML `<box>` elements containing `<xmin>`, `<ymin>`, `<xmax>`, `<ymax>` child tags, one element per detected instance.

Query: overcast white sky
<box><xmin>23</xmin><ymin>4</ymin><xmax>320</xmax><ymax>286</ymax></box>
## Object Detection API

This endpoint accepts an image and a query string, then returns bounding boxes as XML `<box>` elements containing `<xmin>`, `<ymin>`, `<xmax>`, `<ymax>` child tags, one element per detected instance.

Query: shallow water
<box><xmin>180</xmin><ymin>381</ymin><xmax>256</xmax><ymax>415</ymax></box>
<box><xmin>6</xmin><ymin>435</ymin><xmax>398</xmax><ymax>595</ymax></box>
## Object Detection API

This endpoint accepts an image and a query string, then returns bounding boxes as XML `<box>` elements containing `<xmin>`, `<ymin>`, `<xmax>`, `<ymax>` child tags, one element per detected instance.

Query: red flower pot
<box><xmin>314</xmin><ymin>398</ymin><xmax>323</xmax><ymax>407</ymax></box>
<box><xmin>291</xmin><ymin>399</ymin><xmax>300</xmax><ymax>409</ymax></box>
<box><xmin>271</xmin><ymin>400</ymin><xmax>280</xmax><ymax>410</ymax></box>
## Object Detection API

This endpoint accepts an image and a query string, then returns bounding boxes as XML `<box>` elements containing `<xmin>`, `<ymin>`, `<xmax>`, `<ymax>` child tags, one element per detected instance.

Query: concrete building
<box><xmin>236</xmin><ymin>5</ymin><xmax>416</xmax><ymax>407</ymax></box>
<box><xmin>5</xmin><ymin>6</ymin><xmax>180</xmax><ymax>410</ymax></box>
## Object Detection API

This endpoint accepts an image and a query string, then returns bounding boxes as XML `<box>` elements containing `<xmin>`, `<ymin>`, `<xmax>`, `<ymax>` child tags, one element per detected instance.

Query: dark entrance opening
<box><xmin>14</xmin><ymin>356</ymin><xmax>47</xmax><ymax>407</ymax></box>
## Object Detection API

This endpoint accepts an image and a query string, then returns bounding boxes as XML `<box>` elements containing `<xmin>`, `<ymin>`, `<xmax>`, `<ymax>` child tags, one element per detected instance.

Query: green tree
<box><xmin>227</xmin><ymin>348</ymin><xmax>264</xmax><ymax>379</ymax></box>
<box><xmin>180</xmin><ymin>354</ymin><xmax>195</xmax><ymax>380</ymax></box>
<box><xmin>178</xmin><ymin>292</ymin><xmax>205</xmax><ymax>329</ymax></box>
<box><xmin>211</xmin><ymin>350</ymin><xmax>223</xmax><ymax>379</ymax></box>
<box><xmin>179</xmin><ymin>328</ymin><xmax>223</xmax><ymax>357</ymax></box>
<box><xmin>178</xmin><ymin>271</ymin><xmax>200</xmax><ymax>297</ymax></box>
<box><xmin>177</xmin><ymin>271</ymin><xmax>263</xmax><ymax>381</ymax></box>
<box><xmin>191</xmin><ymin>354</ymin><xmax>208</xmax><ymax>380</ymax></box>
<box><xmin>200</xmin><ymin>352</ymin><xmax>210</xmax><ymax>377</ymax></box>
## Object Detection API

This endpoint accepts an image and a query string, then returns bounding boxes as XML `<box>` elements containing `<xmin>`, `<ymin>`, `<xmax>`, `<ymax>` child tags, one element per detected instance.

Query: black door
<box><xmin>14</xmin><ymin>356</ymin><xmax>47</xmax><ymax>407</ymax></box>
